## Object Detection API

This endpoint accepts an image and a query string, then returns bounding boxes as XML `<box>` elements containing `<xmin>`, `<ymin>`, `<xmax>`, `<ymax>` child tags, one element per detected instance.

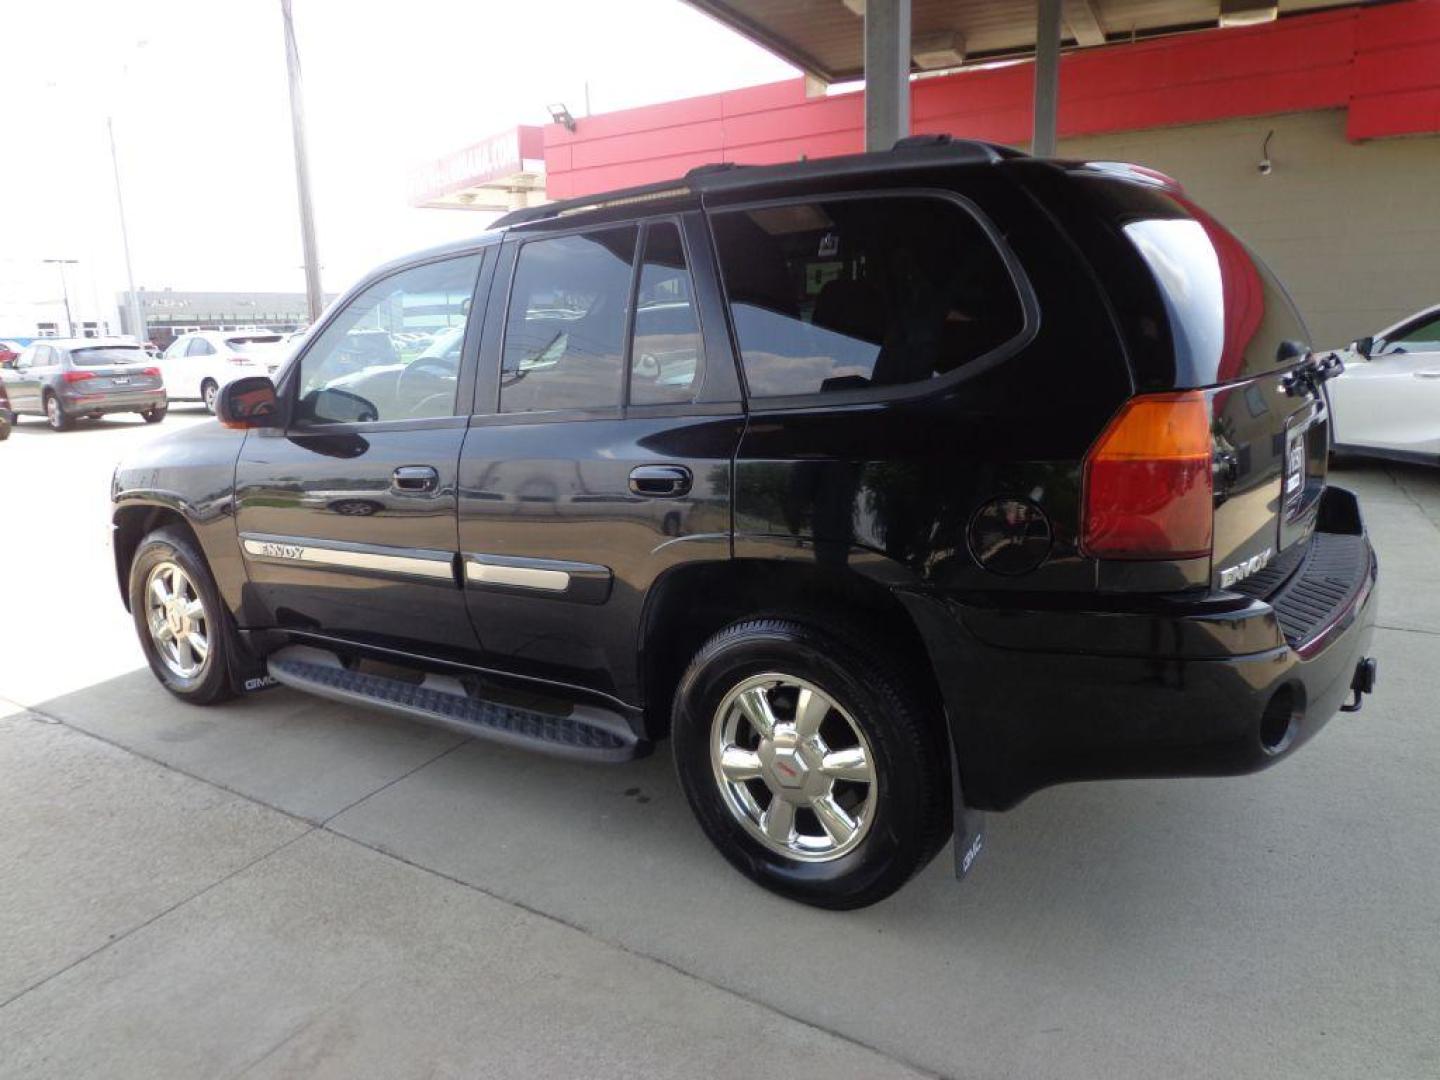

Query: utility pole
<box><xmin>42</xmin><ymin>259</ymin><xmax>78</xmax><ymax>337</ymax></box>
<box><xmin>107</xmin><ymin>116</ymin><xmax>147</xmax><ymax>343</ymax></box>
<box><xmin>281</xmin><ymin>0</ymin><xmax>324</xmax><ymax>323</ymax></box>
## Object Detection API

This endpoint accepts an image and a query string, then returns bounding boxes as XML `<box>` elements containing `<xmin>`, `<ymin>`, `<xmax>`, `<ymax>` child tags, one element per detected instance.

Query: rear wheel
<box><xmin>44</xmin><ymin>393</ymin><xmax>69</xmax><ymax>431</ymax></box>
<box><xmin>201</xmin><ymin>379</ymin><xmax>219</xmax><ymax>414</ymax></box>
<box><xmin>142</xmin><ymin>403</ymin><xmax>167</xmax><ymax>424</ymax></box>
<box><xmin>672</xmin><ymin>617</ymin><xmax>951</xmax><ymax>909</ymax></box>
<box><xmin>128</xmin><ymin>527</ymin><xmax>235</xmax><ymax>704</ymax></box>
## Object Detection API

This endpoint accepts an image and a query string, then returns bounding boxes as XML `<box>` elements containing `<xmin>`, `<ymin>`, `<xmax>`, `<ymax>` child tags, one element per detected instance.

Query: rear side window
<box><xmin>501</xmin><ymin>227</ymin><xmax>637</xmax><ymax>413</ymax></box>
<box><xmin>710</xmin><ymin>195</ymin><xmax>1024</xmax><ymax>400</ymax></box>
<box><xmin>186</xmin><ymin>338</ymin><xmax>216</xmax><ymax>357</ymax></box>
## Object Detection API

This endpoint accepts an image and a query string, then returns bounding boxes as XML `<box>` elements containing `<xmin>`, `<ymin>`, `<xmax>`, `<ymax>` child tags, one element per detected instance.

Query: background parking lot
<box><xmin>1</xmin><ymin>410</ymin><xmax>1437</xmax><ymax>1079</ymax></box>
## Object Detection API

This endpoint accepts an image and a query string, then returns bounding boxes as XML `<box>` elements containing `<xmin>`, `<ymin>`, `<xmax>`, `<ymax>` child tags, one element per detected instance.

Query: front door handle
<box><xmin>1414</xmin><ymin>371</ymin><xmax>1440</xmax><ymax>379</ymax></box>
<box><xmin>629</xmin><ymin>464</ymin><xmax>692</xmax><ymax>498</ymax></box>
<box><xmin>392</xmin><ymin>465</ymin><xmax>439</xmax><ymax>492</ymax></box>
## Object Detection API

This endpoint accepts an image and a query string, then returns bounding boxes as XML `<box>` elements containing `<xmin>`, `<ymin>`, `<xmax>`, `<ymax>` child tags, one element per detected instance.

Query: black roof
<box><xmin>492</xmin><ymin>135</ymin><xmax>1024</xmax><ymax>229</ymax></box>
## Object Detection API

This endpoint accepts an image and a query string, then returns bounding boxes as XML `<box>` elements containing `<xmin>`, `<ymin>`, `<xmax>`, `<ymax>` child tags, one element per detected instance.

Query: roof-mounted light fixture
<box><xmin>1219</xmin><ymin>0</ymin><xmax>1277</xmax><ymax>28</ymax></box>
<box><xmin>912</xmin><ymin>31</ymin><xmax>965</xmax><ymax>70</ymax></box>
<box><xmin>547</xmin><ymin>103</ymin><xmax>577</xmax><ymax>132</ymax></box>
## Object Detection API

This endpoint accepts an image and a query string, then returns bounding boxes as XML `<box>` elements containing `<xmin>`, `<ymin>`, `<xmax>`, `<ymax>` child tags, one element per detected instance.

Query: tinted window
<box><xmin>710</xmin><ymin>196</ymin><xmax>1024</xmax><ymax>399</ymax></box>
<box><xmin>70</xmin><ymin>346</ymin><xmax>146</xmax><ymax>366</ymax></box>
<box><xmin>296</xmin><ymin>253</ymin><xmax>481</xmax><ymax>424</ymax></box>
<box><xmin>500</xmin><ymin>227</ymin><xmax>636</xmax><ymax>413</ymax></box>
<box><xmin>187</xmin><ymin>338</ymin><xmax>215</xmax><ymax>357</ymax></box>
<box><xmin>1390</xmin><ymin>312</ymin><xmax>1440</xmax><ymax>349</ymax></box>
<box><xmin>630</xmin><ymin>222</ymin><xmax>702</xmax><ymax>405</ymax></box>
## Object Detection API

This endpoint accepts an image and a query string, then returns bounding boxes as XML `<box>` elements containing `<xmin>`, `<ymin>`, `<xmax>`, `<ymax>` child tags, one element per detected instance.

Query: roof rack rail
<box><xmin>685</xmin><ymin>161</ymin><xmax>748</xmax><ymax>178</ymax></box>
<box><xmin>493</xmin><ymin>139</ymin><xmax>1022</xmax><ymax>230</ymax></box>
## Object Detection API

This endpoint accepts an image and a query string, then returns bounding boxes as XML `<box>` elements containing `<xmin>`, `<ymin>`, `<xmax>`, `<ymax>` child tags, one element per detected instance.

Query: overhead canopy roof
<box><xmin>681</xmin><ymin>0</ymin><xmax>1347</xmax><ymax>81</ymax></box>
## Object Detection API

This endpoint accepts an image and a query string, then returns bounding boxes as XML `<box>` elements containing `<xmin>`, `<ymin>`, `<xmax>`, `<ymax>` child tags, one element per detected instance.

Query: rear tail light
<box><xmin>229</xmin><ymin>355</ymin><xmax>254</xmax><ymax>366</ymax></box>
<box><xmin>62</xmin><ymin>370</ymin><xmax>95</xmax><ymax>384</ymax></box>
<box><xmin>140</xmin><ymin>366</ymin><xmax>161</xmax><ymax>377</ymax></box>
<box><xmin>1081</xmin><ymin>391</ymin><xmax>1214</xmax><ymax>560</ymax></box>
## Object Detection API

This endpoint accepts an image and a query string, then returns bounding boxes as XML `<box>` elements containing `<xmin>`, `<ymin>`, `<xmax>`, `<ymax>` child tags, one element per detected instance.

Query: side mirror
<box><xmin>1353</xmin><ymin>336</ymin><xmax>1374</xmax><ymax>359</ymax></box>
<box><xmin>217</xmin><ymin>376</ymin><xmax>280</xmax><ymax>429</ymax></box>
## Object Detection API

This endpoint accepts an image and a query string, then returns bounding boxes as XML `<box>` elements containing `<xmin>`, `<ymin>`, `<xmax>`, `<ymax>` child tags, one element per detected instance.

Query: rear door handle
<box><xmin>392</xmin><ymin>465</ymin><xmax>439</xmax><ymax>492</ymax></box>
<box><xmin>1415</xmin><ymin>371</ymin><xmax>1440</xmax><ymax>379</ymax></box>
<box><xmin>629</xmin><ymin>464</ymin><xmax>692</xmax><ymax>498</ymax></box>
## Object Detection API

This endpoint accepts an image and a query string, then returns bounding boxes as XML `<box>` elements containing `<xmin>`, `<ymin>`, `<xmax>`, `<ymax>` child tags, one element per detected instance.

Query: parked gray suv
<box><xmin>0</xmin><ymin>338</ymin><xmax>167</xmax><ymax>430</ymax></box>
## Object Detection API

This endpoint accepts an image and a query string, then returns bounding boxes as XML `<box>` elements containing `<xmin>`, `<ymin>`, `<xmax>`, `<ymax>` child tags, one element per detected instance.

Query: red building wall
<box><xmin>543</xmin><ymin>0</ymin><xmax>1440</xmax><ymax>200</ymax></box>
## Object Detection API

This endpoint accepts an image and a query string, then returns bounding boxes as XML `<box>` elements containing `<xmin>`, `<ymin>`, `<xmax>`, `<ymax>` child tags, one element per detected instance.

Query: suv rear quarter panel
<box><xmin>728</xmin><ymin>169</ymin><xmax>1133</xmax><ymax>595</ymax></box>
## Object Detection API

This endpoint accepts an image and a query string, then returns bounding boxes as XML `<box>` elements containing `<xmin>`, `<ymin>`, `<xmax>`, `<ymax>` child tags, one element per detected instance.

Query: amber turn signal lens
<box><xmin>1081</xmin><ymin>391</ymin><xmax>1214</xmax><ymax>560</ymax></box>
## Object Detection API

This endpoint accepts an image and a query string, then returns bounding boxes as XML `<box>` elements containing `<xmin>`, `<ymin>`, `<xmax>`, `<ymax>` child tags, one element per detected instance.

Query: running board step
<box><xmin>266</xmin><ymin>645</ymin><xmax>643</xmax><ymax>763</ymax></box>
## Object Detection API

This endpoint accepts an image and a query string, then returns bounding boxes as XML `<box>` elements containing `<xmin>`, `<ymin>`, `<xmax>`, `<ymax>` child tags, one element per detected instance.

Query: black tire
<box><xmin>128</xmin><ymin>526</ymin><xmax>235</xmax><ymax>705</ymax></box>
<box><xmin>43</xmin><ymin>392</ymin><xmax>70</xmax><ymax>431</ymax></box>
<box><xmin>201</xmin><ymin>379</ymin><xmax>219</xmax><ymax>414</ymax></box>
<box><xmin>672</xmin><ymin>617</ymin><xmax>952</xmax><ymax>909</ymax></box>
<box><xmin>142</xmin><ymin>403</ymin><xmax>167</xmax><ymax>424</ymax></box>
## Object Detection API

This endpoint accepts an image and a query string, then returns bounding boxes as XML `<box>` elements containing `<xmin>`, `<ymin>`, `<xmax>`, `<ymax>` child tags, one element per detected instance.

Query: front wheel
<box><xmin>128</xmin><ymin>527</ymin><xmax>235</xmax><ymax>704</ymax></box>
<box><xmin>672</xmin><ymin>618</ymin><xmax>951</xmax><ymax>909</ymax></box>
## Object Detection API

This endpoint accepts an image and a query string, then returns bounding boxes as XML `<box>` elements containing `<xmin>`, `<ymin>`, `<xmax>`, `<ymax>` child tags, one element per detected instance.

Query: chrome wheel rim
<box><xmin>144</xmin><ymin>561</ymin><xmax>211</xmax><ymax>680</ymax></box>
<box><xmin>203</xmin><ymin>383</ymin><xmax>217</xmax><ymax>412</ymax></box>
<box><xmin>45</xmin><ymin>397</ymin><xmax>60</xmax><ymax>426</ymax></box>
<box><xmin>710</xmin><ymin>673</ymin><xmax>877</xmax><ymax>863</ymax></box>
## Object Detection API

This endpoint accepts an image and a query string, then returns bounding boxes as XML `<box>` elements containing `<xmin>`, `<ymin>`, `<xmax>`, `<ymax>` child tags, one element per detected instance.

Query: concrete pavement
<box><xmin>1</xmin><ymin>407</ymin><xmax>1438</xmax><ymax>1079</ymax></box>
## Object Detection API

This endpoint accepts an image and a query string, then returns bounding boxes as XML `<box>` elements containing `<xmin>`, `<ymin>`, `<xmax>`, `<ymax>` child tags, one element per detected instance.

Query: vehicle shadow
<box><xmin>30</xmin><ymin>651</ymin><xmax>1434</xmax><ymax>1076</ymax></box>
<box><xmin>29</xmin><ymin>665</ymin><xmax>1358</xmax><ymax>943</ymax></box>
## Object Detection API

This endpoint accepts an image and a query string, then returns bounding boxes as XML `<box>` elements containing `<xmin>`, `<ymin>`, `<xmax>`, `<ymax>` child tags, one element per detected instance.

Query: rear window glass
<box><xmin>225</xmin><ymin>335</ymin><xmax>283</xmax><ymax>348</ymax></box>
<box><xmin>70</xmin><ymin>347</ymin><xmax>146</xmax><ymax>367</ymax></box>
<box><xmin>709</xmin><ymin>195</ymin><xmax>1024</xmax><ymax>399</ymax></box>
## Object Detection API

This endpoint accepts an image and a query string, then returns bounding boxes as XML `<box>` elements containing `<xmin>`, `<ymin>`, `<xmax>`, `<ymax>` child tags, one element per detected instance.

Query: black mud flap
<box><xmin>950</xmin><ymin>732</ymin><xmax>987</xmax><ymax>879</ymax></box>
<box><xmin>229</xmin><ymin>627</ymin><xmax>283</xmax><ymax>694</ymax></box>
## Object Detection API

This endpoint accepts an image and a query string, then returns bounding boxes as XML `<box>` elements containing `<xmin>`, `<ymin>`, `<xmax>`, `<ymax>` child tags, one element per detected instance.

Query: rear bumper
<box><xmin>60</xmin><ymin>388</ymin><xmax>166</xmax><ymax>414</ymax></box>
<box><xmin>904</xmin><ymin>486</ymin><xmax>1379</xmax><ymax>811</ymax></box>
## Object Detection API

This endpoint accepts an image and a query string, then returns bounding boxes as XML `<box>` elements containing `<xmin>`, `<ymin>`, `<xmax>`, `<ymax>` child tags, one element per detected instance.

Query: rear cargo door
<box><xmin>1091</xmin><ymin>178</ymin><xmax>1327</xmax><ymax>590</ymax></box>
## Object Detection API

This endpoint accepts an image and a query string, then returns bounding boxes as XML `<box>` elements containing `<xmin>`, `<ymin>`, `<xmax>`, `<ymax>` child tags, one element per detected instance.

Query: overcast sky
<box><xmin>0</xmin><ymin>0</ymin><xmax>794</xmax><ymax>316</ymax></box>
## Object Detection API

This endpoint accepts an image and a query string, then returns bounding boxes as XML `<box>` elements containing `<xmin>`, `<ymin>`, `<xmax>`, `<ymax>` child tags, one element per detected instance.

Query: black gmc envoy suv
<box><xmin>111</xmin><ymin>139</ymin><xmax>1379</xmax><ymax>908</ymax></box>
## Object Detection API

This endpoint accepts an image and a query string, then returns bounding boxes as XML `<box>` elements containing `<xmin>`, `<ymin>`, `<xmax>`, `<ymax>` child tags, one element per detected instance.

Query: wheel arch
<box><xmin>112</xmin><ymin>499</ymin><xmax>206</xmax><ymax>612</ymax></box>
<box><xmin>638</xmin><ymin>557</ymin><xmax>947</xmax><ymax>745</ymax></box>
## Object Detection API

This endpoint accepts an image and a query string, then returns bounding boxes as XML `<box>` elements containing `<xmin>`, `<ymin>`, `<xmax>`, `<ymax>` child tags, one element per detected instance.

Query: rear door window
<box><xmin>500</xmin><ymin>227</ymin><xmax>638</xmax><ymax>413</ymax></box>
<box><xmin>709</xmin><ymin>194</ymin><xmax>1025</xmax><ymax>400</ymax></box>
<box><xmin>186</xmin><ymin>338</ymin><xmax>216</xmax><ymax>357</ymax></box>
<box><xmin>629</xmin><ymin>221</ymin><xmax>703</xmax><ymax>406</ymax></box>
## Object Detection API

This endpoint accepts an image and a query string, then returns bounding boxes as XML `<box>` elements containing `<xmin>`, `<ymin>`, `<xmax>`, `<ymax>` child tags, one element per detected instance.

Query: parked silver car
<box><xmin>0</xmin><ymin>338</ymin><xmax>167</xmax><ymax>430</ymax></box>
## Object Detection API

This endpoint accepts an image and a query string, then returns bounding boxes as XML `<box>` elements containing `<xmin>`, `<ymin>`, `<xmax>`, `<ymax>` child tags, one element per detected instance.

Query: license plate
<box><xmin>1284</xmin><ymin>417</ymin><xmax>1309</xmax><ymax>516</ymax></box>
<box><xmin>112</xmin><ymin>377</ymin><xmax>130</xmax><ymax>385</ymax></box>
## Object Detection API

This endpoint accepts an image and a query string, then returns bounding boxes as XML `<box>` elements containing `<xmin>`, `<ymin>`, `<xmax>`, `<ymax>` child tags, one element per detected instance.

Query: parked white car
<box><xmin>158</xmin><ymin>330</ymin><xmax>288</xmax><ymax>413</ymax></box>
<box><xmin>1328</xmin><ymin>304</ymin><xmax>1440</xmax><ymax>465</ymax></box>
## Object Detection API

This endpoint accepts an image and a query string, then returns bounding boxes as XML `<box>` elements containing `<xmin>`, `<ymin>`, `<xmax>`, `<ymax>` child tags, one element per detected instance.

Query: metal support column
<box><xmin>864</xmin><ymin>0</ymin><xmax>911</xmax><ymax>152</ymax></box>
<box><xmin>281</xmin><ymin>0</ymin><xmax>324</xmax><ymax>324</ymax></box>
<box><xmin>107</xmin><ymin>117</ymin><xmax>146</xmax><ymax>344</ymax></box>
<box><xmin>1033</xmin><ymin>0</ymin><xmax>1062</xmax><ymax>157</ymax></box>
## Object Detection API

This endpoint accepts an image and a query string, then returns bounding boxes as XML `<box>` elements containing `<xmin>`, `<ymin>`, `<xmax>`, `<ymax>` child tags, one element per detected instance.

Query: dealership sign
<box><xmin>410</xmin><ymin>125</ymin><xmax>546</xmax><ymax>210</ymax></box>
